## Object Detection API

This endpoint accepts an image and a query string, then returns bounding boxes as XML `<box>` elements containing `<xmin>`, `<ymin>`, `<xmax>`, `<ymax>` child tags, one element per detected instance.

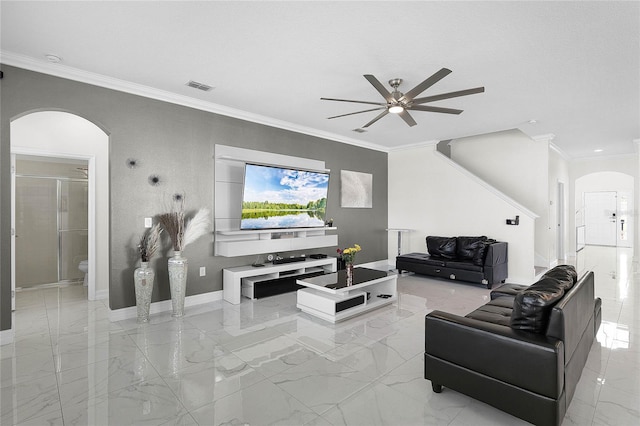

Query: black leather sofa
<box><xmin>424</xmin><ymin>265</ymin><xmax>602</xmax><ymax>426</ymax></box>
<box><xmin>396</xmin><ymin>236</ymin><xmax>508</xmax><ymax>289</ymax></box>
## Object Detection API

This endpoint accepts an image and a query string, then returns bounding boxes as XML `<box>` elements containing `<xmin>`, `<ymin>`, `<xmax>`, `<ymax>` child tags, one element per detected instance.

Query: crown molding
<box><xmin>549</xmin><ymin>142</ymin><xmax>572</xmax><ymax>161</ymax></box>
<box><xmin>1</xmin><ymin>51</ymin><xmax>389</xmax><ymax>153</ymax></box>
<box><xmin>388</xmin><ymin>139</ymin><xmax>440</xmax><ymax>152</ymax></box>
<box><xmin>532</xmin><ymin>133</ymin><xmax>556</xmax><ymax>143</ymax></box>
<box><xmin>570</xmin><ymin>151</ymin><xmax>637</xmax><ymax>163</ymax></box>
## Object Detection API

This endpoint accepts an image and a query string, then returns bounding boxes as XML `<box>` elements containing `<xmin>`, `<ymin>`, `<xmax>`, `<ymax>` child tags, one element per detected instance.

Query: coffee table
<box><xmin>296</xmin><ymin>267</ymin><xmax>397</xmax><ymax>323</ymax></box>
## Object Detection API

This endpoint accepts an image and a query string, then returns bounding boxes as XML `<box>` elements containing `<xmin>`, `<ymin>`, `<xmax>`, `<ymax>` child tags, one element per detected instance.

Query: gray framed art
<box><xmin>341</xmin><ymin>170</ymin><xmax>373</xmax><ymax>208</ymax></box>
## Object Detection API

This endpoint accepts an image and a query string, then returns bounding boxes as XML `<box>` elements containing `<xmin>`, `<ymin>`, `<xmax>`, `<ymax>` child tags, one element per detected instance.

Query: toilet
<box><xmin>79</xmin><ymin>260</ymin><xmax>89</xmax><ymax>286</ymax></box>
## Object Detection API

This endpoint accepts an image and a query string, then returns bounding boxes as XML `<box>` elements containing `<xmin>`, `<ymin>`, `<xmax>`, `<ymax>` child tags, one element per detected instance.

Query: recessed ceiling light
<box><xmin>594</xmin><ymin>149</ymin><xmax>603</xmax><ymax>153</ymax></box>
<box><xmin>527</xmin><ymin>119</ymin><xmax>538</xmax><ymax>124</ymax></box>
<box><xmin>352</xmin><ymin>128</ymin><xmax>367</xmax><ymax>133</ymax></box>
<box><xmin>44</xmin><ymin>54</ymin><xmax>62</xmax><ymax>63</ymax></box>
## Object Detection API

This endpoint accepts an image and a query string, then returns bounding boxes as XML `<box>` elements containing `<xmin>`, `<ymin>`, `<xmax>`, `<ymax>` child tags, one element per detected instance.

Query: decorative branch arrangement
<box><xmin>137</xmin><ymin>223</ymin><xmax>162</xmax><ymax>262</ymax></box>
<box><xmin>158</xmin><ymin>198</ymin><xmax>211</xmax><ymax>251</ymax></box>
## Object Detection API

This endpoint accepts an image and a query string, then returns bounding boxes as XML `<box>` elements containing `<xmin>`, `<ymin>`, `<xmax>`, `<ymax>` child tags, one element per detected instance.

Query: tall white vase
<box><xmin>134</xmin><ymin>261</ymin><xmax>154</xmax><ymax>323</ymax></box>
<box><xmin>168</xmin><ymin>251</ymin><xmax>188</xmax><ymax>317</ymax></box>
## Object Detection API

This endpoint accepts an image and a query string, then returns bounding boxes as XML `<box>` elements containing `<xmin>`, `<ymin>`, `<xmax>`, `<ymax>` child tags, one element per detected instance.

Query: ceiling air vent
<box><xmin>352</xmin><ymin>128</ymin><xmax>367</xmax><ymax>133</ymax></box>
<box><xmin>186</xmin><ymin>80</ymin><xmax>213</xmax><ymax>92</ymax></box>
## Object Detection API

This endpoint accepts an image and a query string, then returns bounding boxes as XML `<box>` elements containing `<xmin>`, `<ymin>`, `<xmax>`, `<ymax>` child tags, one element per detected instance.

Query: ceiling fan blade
<box><xmin>363</xmin><ymin>75</ymin><xmax>394</xmax><ymax>102</ymax></box>
<box><xmin>401</xmin><ymin>68</ymin><xmax>452</xmax><ymax>102</ymax></box>
<box><xmin>362</xmin><ymin>110</ymin><xmax>389</xmax><ymax>128</ymax></box>
<box><xmin>327</xmin><ymin>107</ymin><xmax>386</xmax><ymax>120</ymax></box>
<box><xmin>412</xmin><ymin>87</ymin><xmax>485</xmax><ymax>104</ymax></box>
<box><xmin>409</xmin><ymin>105</ymin><xmax>463</xmax><ymax>115</ymax></box>
<box><xmin>398</xmin><ymin>110</ymin><xmax>417</xmax><ymax>127</ymax></box>
<box><xmin>321</xmin><ymin>97</ymin><xmax>386</xmax><ymax>106</ymax></box>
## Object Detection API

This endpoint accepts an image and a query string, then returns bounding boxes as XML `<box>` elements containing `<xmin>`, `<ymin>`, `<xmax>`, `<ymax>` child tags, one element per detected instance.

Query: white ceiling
<box><xmin>1</xmin><ymin>1</ymin><xmax>638</xmax><ymax>158</ymax></box>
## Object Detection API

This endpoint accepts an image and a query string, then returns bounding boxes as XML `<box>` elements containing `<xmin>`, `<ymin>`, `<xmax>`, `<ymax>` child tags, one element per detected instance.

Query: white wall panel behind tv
<box><xmin>214</xmin><ymin>144</ymin><xmax>331</xmax><ymax>256</ymax></box>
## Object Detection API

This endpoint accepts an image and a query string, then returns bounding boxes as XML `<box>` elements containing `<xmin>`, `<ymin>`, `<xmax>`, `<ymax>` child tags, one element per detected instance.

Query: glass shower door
<box><xmin>59</xmin><ymin>180</ymin><xmax>88</xmax><ymax>281</ymax></box>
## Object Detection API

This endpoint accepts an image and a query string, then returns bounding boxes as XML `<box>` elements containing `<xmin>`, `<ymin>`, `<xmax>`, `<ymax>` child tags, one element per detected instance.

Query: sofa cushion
<box><xmin>444</xmin><ymin>260</ymin><xmax>484</xmax><ymax>272</ymax></box>
<box><xmin>466</xmin><ymin>297</ymin><xmax>514</xmax><ymax>327</ymax></box>
<box><xmin>426</xmin><ymin>236</ymin><xmax>457</xmax><ymax>259</ymax></box>
<box><xmin>510</xmin><ymin>277</ymin><xmax>565</xmax><ymax>333</ymax></box>
<box><xmin>490</xmin><ymin>283</ymin><xmax>528</xmax><ymax>300</ymax></box>
<box><xmin>396</xmin><ymin>253</ymin><xmax>446</xmax><ymax>267</ymax></box>
<box><xmin>543</xmin><ymin>265</ymin><xmax>577</xmax><ymax>290</ymax></box>
<box><xmin>455</xmin><ymin>236</ymin><xmax>487</xmax><ymax>262</ymax></box>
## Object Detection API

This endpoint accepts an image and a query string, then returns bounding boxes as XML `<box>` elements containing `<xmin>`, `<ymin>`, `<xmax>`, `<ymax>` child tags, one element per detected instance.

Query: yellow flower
<box><xmin>354</xmin><ymin>244</ymin><xmax>361</xmax><ymax>252</ymax></box>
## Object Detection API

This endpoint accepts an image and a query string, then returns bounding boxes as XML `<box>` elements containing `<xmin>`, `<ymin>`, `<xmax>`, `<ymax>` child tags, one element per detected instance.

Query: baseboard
<box><xmin>358</xmin><ymin>259</ymin><xmax>393</xmax><ymax>271</ymax></box>
<box><xmin>94</xmin><ymin>289</ymin><xmax>109</xmax><ymax>301</ymax></box>
<box><xmin>0</xmin><ymin>328</ymin><xmax>14</xmax><ymax>346</ymax></box>
<box><xmin>108</xmin><ymin>290</ymin><xmax>223</xmax><ymax>322</ymax></box>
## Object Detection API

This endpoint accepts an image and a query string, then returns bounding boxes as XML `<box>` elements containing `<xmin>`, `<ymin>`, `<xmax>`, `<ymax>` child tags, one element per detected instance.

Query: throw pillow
<box><xmin>426</xmin><ymin>236</ymin><xmax>457</xmax><ymax>259</ymax></box>
<box><xmin>543</xmin><ymin>265</ymin><xmax>577</xmax><ymax>290</ymax></box>
<box><xmin>455</xmin><ymin>236</ymin><xmax>487</xmax><ymax>262</ymax></box>
<box><xmin>510</xmin><ymin>277</ymin><xmax>565</xmax><ymax>333</ymax></box>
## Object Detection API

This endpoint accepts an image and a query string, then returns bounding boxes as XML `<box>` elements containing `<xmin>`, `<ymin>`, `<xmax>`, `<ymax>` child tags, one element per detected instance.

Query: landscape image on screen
<box><xmin>240</xmin><ymin>163</ymin><xmax>329</xmax><ymax>230</ymax></box>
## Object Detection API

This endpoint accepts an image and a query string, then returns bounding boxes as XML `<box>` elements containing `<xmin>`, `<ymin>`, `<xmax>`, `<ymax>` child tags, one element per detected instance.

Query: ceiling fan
<box><xmin>321</xmin><ymin>68</ymin><xmax>484</xmax><ymax>128</ymax></box>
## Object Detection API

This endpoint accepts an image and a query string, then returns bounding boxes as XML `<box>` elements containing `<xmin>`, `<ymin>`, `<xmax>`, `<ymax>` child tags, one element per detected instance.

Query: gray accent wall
<box><xmin>0</xmin><ymin>65</ymin><xmax>388</xmax><ymax>330</ymax></box>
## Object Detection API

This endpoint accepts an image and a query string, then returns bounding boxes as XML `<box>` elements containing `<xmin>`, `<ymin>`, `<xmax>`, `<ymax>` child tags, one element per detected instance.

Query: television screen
<box><xmin>240</xmin><ymin>163</ymin><xmax>329</xmax><ymax>230</ymax></box>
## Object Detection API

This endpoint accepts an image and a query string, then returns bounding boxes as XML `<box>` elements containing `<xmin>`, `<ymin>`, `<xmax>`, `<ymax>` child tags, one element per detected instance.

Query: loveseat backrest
<box><xmin>546</xmin><ymin>271</ymin><xmax>595</xmax><ymax>364</ymax></box>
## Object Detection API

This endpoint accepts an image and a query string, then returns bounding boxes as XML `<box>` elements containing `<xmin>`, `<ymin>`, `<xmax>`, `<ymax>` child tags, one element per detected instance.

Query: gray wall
<box><xmin>0</xmin><ymin>65</ymin><xmax>388</xmax><ymax>329</ymax></box>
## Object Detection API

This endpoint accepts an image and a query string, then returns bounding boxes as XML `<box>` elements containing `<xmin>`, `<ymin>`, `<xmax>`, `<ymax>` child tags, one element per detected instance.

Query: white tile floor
<box><xmin>1</xmin><ymin>246</ymin><xmax>638</xmax><ymax>425</ymax></box>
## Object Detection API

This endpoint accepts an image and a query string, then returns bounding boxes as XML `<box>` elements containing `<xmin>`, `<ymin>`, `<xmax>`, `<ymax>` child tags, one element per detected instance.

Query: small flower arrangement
<box><xmin>138</xmin><ymin>223</ymin><xmax>162</xmax><ymax>263</ymax></box>
<box><xmin>337</xmin><ymin>244</ymin><xmax>361</xmax><ymax>264</ymax></box>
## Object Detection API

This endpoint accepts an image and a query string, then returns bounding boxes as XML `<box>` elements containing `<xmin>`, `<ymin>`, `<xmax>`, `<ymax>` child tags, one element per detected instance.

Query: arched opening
<box><xmin>575</xmin><ymin>171</ymin><xmax>634</xmax><ymax>250</ymax></box>
<box><xmin>10</xmin><ymin>111</ymin><xmax>109</xmax><ymax>309</ymax></box>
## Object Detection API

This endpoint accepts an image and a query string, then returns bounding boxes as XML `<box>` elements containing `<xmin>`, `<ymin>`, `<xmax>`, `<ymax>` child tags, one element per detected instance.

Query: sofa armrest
<box><xmin>484</xmin><ymin>241</ymin><xmax>508</xmax><ymax>267</ymax></box>
<box><xmin>425</xmin><ymin>310</ymin><xmax>564</xmax><ymax>399</ymax></box>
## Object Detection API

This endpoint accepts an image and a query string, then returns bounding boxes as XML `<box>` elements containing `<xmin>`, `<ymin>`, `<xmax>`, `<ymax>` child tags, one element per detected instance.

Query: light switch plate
<box><xmin>199</xmin><ymin>267</ymin><xmax>206</xmax><ymax>277</ymax></box>
<box><xmin>144</xmin><ymin>217</ymin><xmax>153</xmax><ymax>228</ymax></box>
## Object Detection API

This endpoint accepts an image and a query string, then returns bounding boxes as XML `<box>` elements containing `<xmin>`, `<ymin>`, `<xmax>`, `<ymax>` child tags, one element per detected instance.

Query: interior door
<box><xmin>584</xmin><ymin>191</ymin><xmax>617</xmax><ymax>246</ymax></box>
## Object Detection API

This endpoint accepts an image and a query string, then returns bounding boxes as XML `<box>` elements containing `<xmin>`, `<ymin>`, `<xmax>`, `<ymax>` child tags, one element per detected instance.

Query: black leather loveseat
<box><xmin>424</xmin><ymin>265</ymin><xmax>602</xmax><ymax>426</ymax></box>
<box><xmin>396</xmin><ymin>236</ymin><xmax>507</xmax><ymax>289</ymax></box>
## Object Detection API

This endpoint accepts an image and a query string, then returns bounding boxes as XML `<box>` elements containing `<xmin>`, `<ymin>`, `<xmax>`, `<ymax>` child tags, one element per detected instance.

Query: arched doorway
<box><xmin>575</xmin><ymin>171</ymin><xmax>634</xmax><ymax>249</ymax></box>
<box><xmin>10</xmin><ymin>111</ymin><xmax>109</xmax><ymax>308</ymax></box>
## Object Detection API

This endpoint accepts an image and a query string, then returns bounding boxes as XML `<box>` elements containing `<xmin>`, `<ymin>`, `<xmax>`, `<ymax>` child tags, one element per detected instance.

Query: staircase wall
<box><xmin>388</xmin><ymin>143</ymin><xmax>537</xmax><ymax>284</ymax></box>
<box><xmin>449</xmin><ymin>129</ymin><xmax>552</xmax><ymax>267</ymax></box>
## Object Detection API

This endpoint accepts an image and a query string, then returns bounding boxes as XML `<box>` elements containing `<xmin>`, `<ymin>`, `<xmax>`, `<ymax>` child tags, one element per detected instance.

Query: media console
<box><xmin>223</xmin><ymin>257</ymin><xmax>337</xmax><ymax>305</ymax></box>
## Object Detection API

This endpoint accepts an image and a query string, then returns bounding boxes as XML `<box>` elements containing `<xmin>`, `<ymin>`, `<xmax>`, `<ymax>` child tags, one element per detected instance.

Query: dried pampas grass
<box><xmin>138</xmin><ymin>223</ymin><xmax>162</xmax><ymax>262</ymax></box>
<box><xmin>158</xmin><ymin>197</ymin><xmax>210</xmax><ymax>252</ymax></box>
<box><xmin>184</xmin><ymin>208</ymin><xmax>211</xmax><ymax>248</ymax></box>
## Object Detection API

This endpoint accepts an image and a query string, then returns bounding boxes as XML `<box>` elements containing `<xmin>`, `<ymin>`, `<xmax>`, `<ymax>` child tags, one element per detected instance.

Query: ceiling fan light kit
<box><xmin>321</xmin><ymin>68</ymin><xmax>485</xmax><ymax>128</ymax></box>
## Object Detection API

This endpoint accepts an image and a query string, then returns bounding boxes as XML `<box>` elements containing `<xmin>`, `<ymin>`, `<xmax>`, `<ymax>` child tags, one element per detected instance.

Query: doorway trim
<box><xmin>10</xmin><ymin>110</ymin><xmax>110</xmax><ymax>310</ymax></box>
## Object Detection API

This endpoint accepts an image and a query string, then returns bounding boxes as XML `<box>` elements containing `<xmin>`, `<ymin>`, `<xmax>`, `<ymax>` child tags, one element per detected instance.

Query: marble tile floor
<box><xmin>1</xmin><ymin>246</ymin><xmax>639</xmax><ymax>425</ymax></box>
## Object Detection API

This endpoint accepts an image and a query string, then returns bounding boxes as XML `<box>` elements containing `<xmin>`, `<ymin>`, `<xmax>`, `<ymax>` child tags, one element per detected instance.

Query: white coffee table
<box><xmin>296</xmin><ymin>267</ymin><xmax>397</xmax><ymax>323</ymax></box>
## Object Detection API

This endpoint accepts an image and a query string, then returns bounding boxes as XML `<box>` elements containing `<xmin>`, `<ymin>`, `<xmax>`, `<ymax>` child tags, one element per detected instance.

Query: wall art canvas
<box><xmin>341</xmin><ymin>170</ymin><xmax>372</xmax><ymax>208</ymax></box>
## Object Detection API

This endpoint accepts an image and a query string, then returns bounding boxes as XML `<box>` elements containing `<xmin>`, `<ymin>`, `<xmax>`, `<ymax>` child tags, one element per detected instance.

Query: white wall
<box><xmin>388</xmin><ymin>144</ymin><xmax>536</xmax><ymax>284</ymax></box>
<box><xmin>449</xmin><ymin>129</ymin><xmax>550</xmax><ymax>267</ymax></box>
<box><xmin>11</xmin><ymin>111</ymin><xmax>109</xmax><ymax>299</ymax></box>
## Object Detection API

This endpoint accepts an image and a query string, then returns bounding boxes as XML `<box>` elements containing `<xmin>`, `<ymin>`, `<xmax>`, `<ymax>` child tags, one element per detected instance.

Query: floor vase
<box><xmin>134</xmin><ymin>261</ymin><xmax>154</xmax><ymax>323</ymax></box>
<box><xmin>168</xmin><ymin>251</ymin><xmax>188</xmax><ymax>317</ymax></box>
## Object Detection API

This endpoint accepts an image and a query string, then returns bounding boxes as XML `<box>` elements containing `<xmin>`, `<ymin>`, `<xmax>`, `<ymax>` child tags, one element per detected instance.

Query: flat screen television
<box><xmin>240</xmin><ymin>163</ymin><xmax>330</xmax><ymax>230</ymax></box>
